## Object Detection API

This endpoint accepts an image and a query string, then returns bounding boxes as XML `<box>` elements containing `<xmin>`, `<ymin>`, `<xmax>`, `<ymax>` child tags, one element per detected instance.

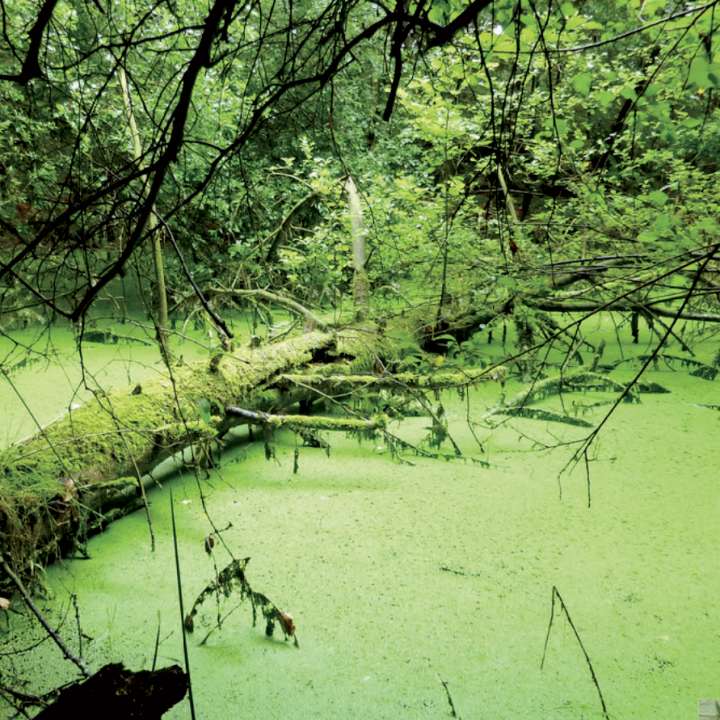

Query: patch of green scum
<box><xmin>16</xmin><ymin>368</ymin><xmax>717</xmax><ymax>720</ymax></box>
<box><xmin>2</xmin><ymin>316</ymin><xmax>719</xmax><ymax>718</ymax></box>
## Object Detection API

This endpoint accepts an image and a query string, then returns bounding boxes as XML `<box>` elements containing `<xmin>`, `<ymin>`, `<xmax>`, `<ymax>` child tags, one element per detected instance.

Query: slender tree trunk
<box><xmin>345</xmin><ymin>176</ymin><xmax>369</xmax><ymax>318</ymax></box>
<box><xmin>497</xmin><ymin>164</ymin><xmax>522</xmax><ymax>258</ymax></box>
<box><xmin>118</xmin><ymin>66</ymin><xmax>169</xmax><ymax>356</ymax></box>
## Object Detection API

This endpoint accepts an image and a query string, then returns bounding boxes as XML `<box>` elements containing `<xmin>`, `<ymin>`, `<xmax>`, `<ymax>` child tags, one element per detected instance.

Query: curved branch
<box><xmin>211</xmin><ymin>287</ymin><xmax>329</xmax><ymax>330</ymax></box>
<box><xmin>0</xmin><ymin>559</ymin><xmax>89</xmax><ymax>678</ymax></box>
<box><xmin>529</xmin><ymin>299</ymin><xmax>720</xmax><ymax>323</ymax></box>
<box><xmin>0</xmin><ymin>0</ymin><xmax>58</xmax><ymax>83</ymax></box>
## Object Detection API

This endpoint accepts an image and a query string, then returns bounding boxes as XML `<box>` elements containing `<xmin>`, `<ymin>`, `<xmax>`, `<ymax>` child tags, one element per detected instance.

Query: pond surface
<box><xmin>1</xmin><ymin>316</ymin><xmax>718</xmax><ymax>719</ymax></box>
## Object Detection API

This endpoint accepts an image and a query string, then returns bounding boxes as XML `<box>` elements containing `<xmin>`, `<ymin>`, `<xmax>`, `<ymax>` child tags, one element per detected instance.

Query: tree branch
<box><xmin>0</xmin><ymin>558</ymin><xmax>89</xmax><ymax>678</ymax></box>
<box><xmin>0</xmin><ymin>0</ymin><xmax>58</xmax><ymax>83</ymax></box>
<box><xmin>212</xmin><ymin>287</ymin><xmax>329</xmax><ymax>330</ymax></box>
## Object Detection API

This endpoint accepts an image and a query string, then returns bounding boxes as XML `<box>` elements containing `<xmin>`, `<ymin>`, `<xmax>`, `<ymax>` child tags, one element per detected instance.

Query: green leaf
<box><xmin>197</xmin><ymin>398</ymin><xmax>212</xmax><ymax>424</ymax></box>
<box><xmin>652</xmin><ymin>212</ymin><xmax>672</xmax><ymax>235</ymax></box>
<box><xmin>520</xmin><ymin>27</ymin><xmax>537</xmax><ymax>45</ymax></box>
<box><xmin>709</xmin><ymin>62</ymin><xmax>720</xmax><ymax>88</ymax></box>
<box><xmin>638</xmin><ymin>229</ymin><xmax>657</xmax><ymax>244</ymax></box>
<box><xmin>696</xmin><ymin>217</ymin><xmax>719</xmax><ymax>234</ymax></box>
<box><xmin>688</xmin><ymin>57</ymin><xmax>711</xmax><ymax>88</ymax></box>
<box><xmin>596</xmin><ymin>90</ymin><xmax>615</xmax><ymax>108</ymax></box>
<box><xmin>565</xmin><ymin>15</ymin><xmax>585</xmax><ymax>30</ymax></box>
<box><xmin>571</xmin><ymin>72</ymin><xmax>593</xmax><ymax>96</ymax></box>
<box><xmin>428</xmin><ymin>0</ymin><xmax>450</xmax><ymax>24</ymax></box>
<box><xmin>647</xmin><ymin>190</ymin><xmax>668</xmax><ymax>207</ymax></box>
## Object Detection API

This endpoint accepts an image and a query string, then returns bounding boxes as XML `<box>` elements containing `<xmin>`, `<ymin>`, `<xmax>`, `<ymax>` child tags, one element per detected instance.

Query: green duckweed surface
<box><xmin>1</xmin><ymin>315</ymin><xmax>719</xmax><ymax>719</ymax></box>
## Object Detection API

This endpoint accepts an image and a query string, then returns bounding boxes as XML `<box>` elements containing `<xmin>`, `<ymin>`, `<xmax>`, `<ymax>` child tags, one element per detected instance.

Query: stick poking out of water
<box><xmin>170</xmin><ymin>489</ymin><xmax>197</xmax><ymax>720</ymax></box>
<box><xmin>0</xmin><ymin>558</ymin><xmax>89</xmax><ymax>678</ymax></box>
<box><xmin>439</xmin><ymin>677</ymin><xmax>461</xmax><ymax>719</ymax></box>
<box><xmin>541</xmin><ymin>585</ymin><xmax>610</xmax><ymax>719</ymax></box>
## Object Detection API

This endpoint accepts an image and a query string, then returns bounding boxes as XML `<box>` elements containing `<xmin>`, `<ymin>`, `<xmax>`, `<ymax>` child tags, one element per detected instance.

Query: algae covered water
<box><xmin>1</xmin><ymin>316</ymin><xmax>718</xmax><ymax>719</ymax></box>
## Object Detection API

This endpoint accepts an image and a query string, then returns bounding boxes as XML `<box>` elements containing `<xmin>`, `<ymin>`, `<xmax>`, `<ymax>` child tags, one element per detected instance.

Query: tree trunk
<box><xmin>0</xmin><ymin>300</ymin><xmax>514</xmax><ymax>591</ymax></box>
<box><xmin>0</xmin><ymin>329</ymin><xmax>377</xmax><ymax>589</ymax></box>
<box><xmin>118</xmin><ymin>66</ymin><xmax>170</xmax><ymax>359</ymax></box>
<box><xmin>3</xmin><ymin>267</ymin><xmax>712</xmax><ymax>589</ymax></box>
<box><xmin>345</xmin><ymin>176</ymin><xmax>369</xmax><ymax>318</ymax></box>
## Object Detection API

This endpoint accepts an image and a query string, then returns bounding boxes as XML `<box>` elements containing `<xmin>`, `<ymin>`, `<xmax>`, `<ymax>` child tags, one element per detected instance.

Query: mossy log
<box><xmin>0</xmin><ymin>329</ymin><xmax>380</xmax><ymax>589</ymax></box>
<box><xmin>225</xmin><ymin>406</ymin><xmax>387</xmax><ymax>432</ymax></box>
<box><xmin>276</xmin><ymin>366</ymin><xmax>507</xmax><ymax>392</ymax></box>
<box><xmin>0</xmin><ymin>300</ymin><xmax>507</xmax><ymax>589</ymax></box>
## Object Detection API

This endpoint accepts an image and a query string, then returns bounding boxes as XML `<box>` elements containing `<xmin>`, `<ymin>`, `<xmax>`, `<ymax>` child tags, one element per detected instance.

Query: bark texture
<box><xmin>0</xmin><ymin>328</ymin><xmax>380</xmax><ymax>589</ymax></box>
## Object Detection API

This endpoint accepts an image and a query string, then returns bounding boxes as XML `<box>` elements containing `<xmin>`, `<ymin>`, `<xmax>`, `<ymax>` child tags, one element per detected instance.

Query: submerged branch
<box><xmin>541</xmin><ymin>586</ymin><xmax>610</xmax><ymax>720</ymax></box>
<box><xmin>530</xmin><ymin>299</ymin><xmax>720</xmax><ymax>323</ymax></box>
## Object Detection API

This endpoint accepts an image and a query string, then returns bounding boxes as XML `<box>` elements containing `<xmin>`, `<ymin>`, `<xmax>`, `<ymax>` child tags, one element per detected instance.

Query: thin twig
<box><xmin>151</xmin><ymin>611</ymin><xmax>161</xmax><ymax>672</ymax></box>
<box><xmin>440</xmin><ymin>678</ymin><xmax>461</xmax><ymax>719</ymax></box>
<box><xmin>541</xmin><ymin>586</ymin><xmax>610</xmax><ymax>720</ymax></box>
<box><xmin>161</xmin><ymin>218</ymin><xmax>234</xmax><ymax>342</ymax></box>
<box><xmin>0</xmin><ymin>559</ymin><xmax>89</xmax><ymax>678</ymax></box>
<box><xmin>169</xmin><ymin>489</ymin><xmax>197</xmax><ymax>720</ymax></box>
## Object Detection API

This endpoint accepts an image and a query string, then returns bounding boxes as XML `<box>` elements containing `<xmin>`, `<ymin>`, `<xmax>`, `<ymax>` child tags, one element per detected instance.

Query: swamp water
<box><xmin>1</xmin><ymin>316</ymin><xmax>718</xmax><ymax>719</ymax></box>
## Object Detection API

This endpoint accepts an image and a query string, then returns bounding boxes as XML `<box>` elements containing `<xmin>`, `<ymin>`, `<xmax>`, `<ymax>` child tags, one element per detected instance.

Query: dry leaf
<box><xmin>278</xmin><ymin>611</ymin><xmax>295</xmax><ymax>637</ymax></box>
<box><xmin>61</xmin><ymin>477</ymin><xmax>77</xmax><ymax>502</ymax></box>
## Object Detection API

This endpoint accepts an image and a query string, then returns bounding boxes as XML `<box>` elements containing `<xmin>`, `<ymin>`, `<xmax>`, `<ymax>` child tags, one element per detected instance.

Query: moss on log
<box><xmin>0</xmin><ymin>316</ymin><xmax>500</xmax><ymax>589</ymax></box>
<box><xmin>275</xmin><ymin>366</ymin><xmax>507</xmax><ymax>392</ymax></box>
<box><xmin>0</xmin><ymin>330</ymin><xmax>376</xmax><ymax>587</ymax></box>
<box><xmin>226</xmin><ymin>406</ymin><xmax>387</xmax><ymax>432</ymax></box>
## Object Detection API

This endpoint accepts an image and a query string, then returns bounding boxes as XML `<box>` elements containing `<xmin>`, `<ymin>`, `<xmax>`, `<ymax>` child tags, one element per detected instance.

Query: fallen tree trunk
<box><xmin>0</xmin><ymin>317</ymin><xmax>507</xmax><ymax>590</ymax></box>
<box><xmin>0</xmin><ymin>329</ymin><xmax>381</xmax><ymax>588</ymax></box>
<box><xmin>3</xmin><ymin>264</ymin><xmax>704</xmax><ymax>589</ymax></box>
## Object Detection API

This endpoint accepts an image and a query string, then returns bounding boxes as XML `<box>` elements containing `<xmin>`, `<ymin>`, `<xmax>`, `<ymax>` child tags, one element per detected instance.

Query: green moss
<box><xmin>277</xmin><ymin>366</ymin><xmax>507</xmax><ymax>390</ymax></box>
<box><xmin>0</xmin><ymin>330</ymin><xmax>339</xmax><ymax>584</ymax></box>
<box><xmin>258</xmin><ymin>412</ymin><xmax>386</xmax><ymax>432</ymax></box>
